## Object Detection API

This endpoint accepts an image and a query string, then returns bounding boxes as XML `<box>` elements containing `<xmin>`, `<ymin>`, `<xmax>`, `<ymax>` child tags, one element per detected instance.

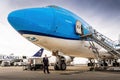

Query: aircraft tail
<box><xmin>33</xmin><ymin>48</ymin><xmax>44</xmax><ymax>57</ymax></box>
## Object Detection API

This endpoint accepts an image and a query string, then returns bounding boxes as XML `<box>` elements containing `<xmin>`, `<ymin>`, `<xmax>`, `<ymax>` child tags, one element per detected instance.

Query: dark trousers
<box><xmin>43</xmin><ymin>65</ymin><xmax>49</xmax><ymax>73</ymax></box>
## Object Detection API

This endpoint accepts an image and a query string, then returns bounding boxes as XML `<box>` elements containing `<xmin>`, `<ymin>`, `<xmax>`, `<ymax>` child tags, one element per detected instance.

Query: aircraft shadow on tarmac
<box><xmin>59</xmin><ymin>70</ymin><xmax>86</xmax><ymax>75</ymax></box>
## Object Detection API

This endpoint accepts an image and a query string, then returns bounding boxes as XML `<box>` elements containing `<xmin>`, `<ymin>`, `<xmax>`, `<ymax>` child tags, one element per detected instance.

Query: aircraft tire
<box><xmin>61</xmin><ymin>63</ymin><xmax>66</xmax><ymax>70</ymax></box>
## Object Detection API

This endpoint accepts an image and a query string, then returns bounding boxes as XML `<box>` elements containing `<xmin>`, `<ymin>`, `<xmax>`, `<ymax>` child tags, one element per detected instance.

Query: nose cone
<box><xmin>8</xmin><ymin>7</ymin><xmax>54</xmax><ymax>34</ymax></box>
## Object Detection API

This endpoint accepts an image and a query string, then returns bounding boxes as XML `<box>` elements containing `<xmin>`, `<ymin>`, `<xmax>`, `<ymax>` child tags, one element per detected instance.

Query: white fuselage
<box><xmin>23</xmin><ymin>34</ymin><xmax>110</xmax><ymax>58</ymax></box>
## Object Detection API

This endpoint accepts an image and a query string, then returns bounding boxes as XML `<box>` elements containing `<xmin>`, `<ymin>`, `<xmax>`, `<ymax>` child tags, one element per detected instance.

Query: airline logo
<box><xmin>33</xmin><ymin>48</ymin><xmax>44</xmax><ymax>57</ymax></box>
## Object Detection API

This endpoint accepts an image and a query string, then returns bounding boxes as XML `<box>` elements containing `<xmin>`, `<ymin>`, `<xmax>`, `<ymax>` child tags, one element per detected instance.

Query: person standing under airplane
<box><xmin>43</xmin><ymin>54</ymin><xmax>50</xmax><ymax>74</ymax></box>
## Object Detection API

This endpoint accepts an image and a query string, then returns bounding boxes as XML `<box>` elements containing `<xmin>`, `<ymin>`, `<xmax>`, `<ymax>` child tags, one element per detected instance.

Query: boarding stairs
<box><xmin>89</xmin><ymin>29</ymin><xmax>120</xmax><ymax>58</ymax></box>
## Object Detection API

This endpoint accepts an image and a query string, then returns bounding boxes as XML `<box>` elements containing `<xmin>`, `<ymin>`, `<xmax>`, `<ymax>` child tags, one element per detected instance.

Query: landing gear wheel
<box><xmin>61</xmin><ymin>63</ymin><xmax>66</xmax><ymax>70</ymax></box>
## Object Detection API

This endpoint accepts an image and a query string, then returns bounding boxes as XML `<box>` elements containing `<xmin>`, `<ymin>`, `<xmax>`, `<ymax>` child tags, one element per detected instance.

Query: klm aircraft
<box><xmin>8</xmin><ymin>5</ymin><xmax>120</xmax><ymax>70</ymax></box>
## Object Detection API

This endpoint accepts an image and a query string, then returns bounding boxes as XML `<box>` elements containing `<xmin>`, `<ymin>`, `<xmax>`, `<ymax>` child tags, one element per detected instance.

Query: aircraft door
<box><xmin>75</xmin><ymin>20</ymin><xmax>83</xmax><ymax>35</ymax></box>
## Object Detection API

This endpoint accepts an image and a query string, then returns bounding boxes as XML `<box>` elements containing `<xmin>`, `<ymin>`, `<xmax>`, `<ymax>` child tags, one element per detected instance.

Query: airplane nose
<box><xmin>8</xmin><ymin>6</ymin><xmax>85</xmax><ymax>39</ymax></box>
<box><xmin>8</xmin><ymin>7</ymin><xmax>54</xmax><ymax>34</ymax></box>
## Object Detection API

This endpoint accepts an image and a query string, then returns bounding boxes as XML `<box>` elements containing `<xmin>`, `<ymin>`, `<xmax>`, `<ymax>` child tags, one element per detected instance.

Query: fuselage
<box><xmin>23</xmin><ymin>34</ymin><xmax>95</xmax><ymax>58</ymax></box>
<box><xmin>7</xmin><ymin>5</ymin><xmax>108</xmax><ymax>58</ymax></box>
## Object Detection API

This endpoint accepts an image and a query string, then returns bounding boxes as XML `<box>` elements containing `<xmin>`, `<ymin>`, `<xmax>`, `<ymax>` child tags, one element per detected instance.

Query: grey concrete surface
<box><xmin>0</xmin><ymin>66</ymin><xmax>120</xmax><ymax>80</ymax></box>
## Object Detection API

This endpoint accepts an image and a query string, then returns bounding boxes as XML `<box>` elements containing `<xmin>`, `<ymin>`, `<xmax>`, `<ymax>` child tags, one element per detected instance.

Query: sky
<box><xmin>0</xmin><ymin>0</ymin><xmax>120</xmax><ymax>56</ymax></box>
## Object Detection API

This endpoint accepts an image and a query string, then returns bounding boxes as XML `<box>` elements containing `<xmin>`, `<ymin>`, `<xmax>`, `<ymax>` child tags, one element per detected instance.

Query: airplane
<box><xmin>33</xmin><ymin>48</ymin><xmax>74</xmax><ymax>66</ymax></box>
<box><xmin>7</xmin><ymin>5</ymin><xmax>120</xmax><ymax>70</ymax></box>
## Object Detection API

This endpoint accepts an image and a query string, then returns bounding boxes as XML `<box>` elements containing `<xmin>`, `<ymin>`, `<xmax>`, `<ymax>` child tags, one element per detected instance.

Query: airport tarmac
<box><xmin>0</xmin><ymin>66</ymin><xmax>120</xmax><ymax>80</ymax></box>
